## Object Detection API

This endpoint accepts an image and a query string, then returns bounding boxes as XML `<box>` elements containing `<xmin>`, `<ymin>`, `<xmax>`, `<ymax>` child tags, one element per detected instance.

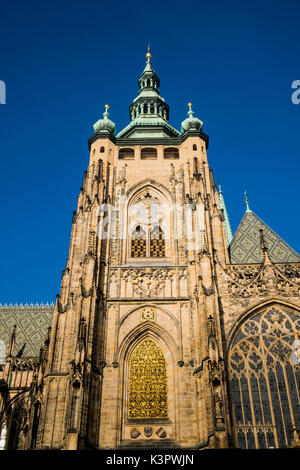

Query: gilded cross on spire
<box><xmin>103</xmin><ymin>104</ymin><xmax>109</xmax><ymax>119</ymax></box>
<box><xmin>187</xmin><ymin>102</ymin><xmax>194</xmax><ymax>118</ymax></box>
<box><xmin>146</xmin><ymin>44</ymin><xmax>151</xmax><ymax>60</ymax></box>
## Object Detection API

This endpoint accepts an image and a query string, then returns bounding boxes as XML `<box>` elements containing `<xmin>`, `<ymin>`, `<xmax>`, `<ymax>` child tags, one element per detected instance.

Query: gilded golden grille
<box><xmin>131</xmin><ymin>226</ymin><xmax>146</xmax><ymax>257</ymax></box>
<box><xmin>128</xmin><ymin>339</ymin><xmax>168</xmax><ymax>419</ymax></box>
<box><xmin>150</xmin><ymin>226</ymin><xmax>165</xmax><ymax>257</ymax></box>
<box><xmin>229</xmin><ymin>307</ymin><xmax>300</xmax><ymax>449</ymax></box>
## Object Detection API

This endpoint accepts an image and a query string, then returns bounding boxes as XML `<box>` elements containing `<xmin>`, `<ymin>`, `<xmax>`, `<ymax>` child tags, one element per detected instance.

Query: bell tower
<box><xmin>36</xmin><ymin>49</ymin><xmax>232</xmax><ymax>450</ymax></box>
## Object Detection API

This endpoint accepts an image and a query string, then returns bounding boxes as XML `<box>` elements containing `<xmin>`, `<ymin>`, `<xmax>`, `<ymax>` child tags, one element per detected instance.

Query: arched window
<box><xmin>100</xmin><ymin>146</ymin><xmax>105</xmax><ymax>153</ymax></box>
<box><xmin>163</xmin><ymin>147</ymin><xmax>179</xmax><ymax>159</ymax></box>
<box><xmin>130</xmin><ymin>225</ymin><xmax>165</xmax><ymax>258</ymax></box>
<box><xmin>193</xmin><ymin>144</ymin><xmax>197</xmax><ymax>151</ymax></box>
<box><xmin>128</xmin><ymin>339</ymin><xmax>168</xmax><ymax>419</ymax></box>
<box><xmin>150</xmin><ymin>226</ymin><xmax>165</xmax><ymax>257</ymax></box>
<box><xmin>131</xmin><ymin>225</ymin><xmax>146</xmax><ymax>257</ymax></box>
<box><xmin>119</xmin><ymin>148</ymin><xmax>135</xmax><ymax>160</ymax></box>
<box><xmin>141</xmin><ymin>147</ymin><xmax>157</xmax><ymax>160</ymax></box>
<box><xmin>229</xmin><ymin>307</ymin><xmax>300</xmax><ymax>449</ymax></box>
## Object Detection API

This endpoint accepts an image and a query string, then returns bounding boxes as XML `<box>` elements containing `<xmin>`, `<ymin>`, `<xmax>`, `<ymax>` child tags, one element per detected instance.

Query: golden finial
<box><xmin>146</xmin><ymin>43</ymin><xmax>151</xmax><ymax>59</ymax></box>
<box><xmin>188</xmin><ymin>102</ymin><xmax>192</xmax><ymax>109</ymax></box>
<box><xmin>105</xmin><ymin>104</ymin><xmax>109</xmax><ymax>110</ymax></box>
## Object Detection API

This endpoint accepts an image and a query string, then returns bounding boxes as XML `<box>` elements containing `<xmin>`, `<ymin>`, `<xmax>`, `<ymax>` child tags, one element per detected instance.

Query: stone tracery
<box><xmin>229</xmin><ymin>306</ymin><xmax>300</xmax><ymax>448</ymax></box>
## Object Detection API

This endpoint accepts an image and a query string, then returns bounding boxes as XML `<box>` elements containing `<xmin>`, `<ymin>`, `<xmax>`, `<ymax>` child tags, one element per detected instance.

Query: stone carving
<box><xmin>10</xmin><ymin>358</ymin><xmax>39</xmax><ymax>371</ymax></box>
<box><xmin>216</xmin><ymin>249</ymin><xmax>300</xmax><ymax>298</ymax></box>
<box><xmin>80</xmin><ymin>252</ymin><xmax>95</xmax><ymax>298</ymax></box>
<box><xmin>144</xmin><ymin>427</ymin><xmax>153</xmax><ymax>438</ymax></box>
<box><xmin>156</xmin><ymin>427</ymin><xmax>167</xmax><ymax>438</ymax></box>
<box><xmin>141</xmin><ymin>306</ymin><xmax>155</xmax><ymax>322</ymax></box>
<box><xmin>130</xmin><ymin>428</ymin><xmax>141</xmax><ymax>439</ymax></box>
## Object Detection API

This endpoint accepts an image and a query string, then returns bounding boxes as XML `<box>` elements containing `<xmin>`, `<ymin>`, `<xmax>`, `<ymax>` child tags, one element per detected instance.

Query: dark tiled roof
<box><xmin>229</xmin><ymin>211</ymin><xmax>300</xmax><ymax>265</ymax></box>
<box><xmin>0</xmin><ymin>304</ymin><xmax>54</xmax><ymax>357</ymax></box>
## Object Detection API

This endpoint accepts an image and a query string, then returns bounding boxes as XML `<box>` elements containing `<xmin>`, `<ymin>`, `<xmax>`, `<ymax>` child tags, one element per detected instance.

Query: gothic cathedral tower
<box><xmin>36</xmin><ymin>50</ymin><xmax>231</xmax><ymax>450</ymax></box>
<box><xmin>3</xmin><ymin>50</ymin><xmax>298</xmax><ymax>451</ymax></box>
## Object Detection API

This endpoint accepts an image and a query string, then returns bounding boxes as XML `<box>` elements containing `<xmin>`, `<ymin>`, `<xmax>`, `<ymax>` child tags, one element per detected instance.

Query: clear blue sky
<box><xmin>0</xmin><ymin>0</ymin><xmax>299</xmax><ymax>304</ymax></box>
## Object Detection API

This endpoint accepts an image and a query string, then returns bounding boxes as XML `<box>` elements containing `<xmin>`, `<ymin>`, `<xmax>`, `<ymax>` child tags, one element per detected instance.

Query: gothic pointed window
<box><xmin>229</xmin><ymin>307</ymin><xmax>300</xmax><ymax>449</ymax></box>
<box><xmin>128</xmin><ymin>339</ymin><xmax>168</xmax><ymax>419</ymax></box>
<box><xmin>150</xmin><ymin>226</ymin><xmax>165</xmax><ymax>257</ymax></box>
<box><xmin>131</xmin><ymin>225</ymin><xmax>146</xmax><ymax>258</ymax></box>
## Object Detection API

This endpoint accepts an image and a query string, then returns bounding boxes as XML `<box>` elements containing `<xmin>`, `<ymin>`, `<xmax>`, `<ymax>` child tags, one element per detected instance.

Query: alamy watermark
<box><xmin>96</xmin><ymin>199</ymin><xmax>206</xmax><ymax>250</ymax></box>
<box><xmin>291</xmin><ymin>340</ymin><xmax>300</xmax><ymax>365</ymax></box>
<box><xmin>0</xmin><ymin>341</ymin><xmax>6</xmax><ymax>365</ymax></box>
<box><xmin>0</xmin><ymin>81</ymin><xmax>6</xmax><ymax>104</ymax></box>
<box><xmin>291</xmin><ymin>80</ymin><xmax>300</xmax><ymax>104</ymax></box>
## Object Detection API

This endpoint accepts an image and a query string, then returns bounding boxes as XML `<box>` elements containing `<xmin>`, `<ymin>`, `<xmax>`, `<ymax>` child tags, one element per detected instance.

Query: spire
<box><xmin>218</xmin><ymin>185</ymin><xmax>233</xmax><ymax>246</ymax></box>
<box><xmin>244</xmin><ymin>190</ymin><xmax>252</xmax><ymax>213</ymax></box>
<box><xmin>143</xmin><ymin>44</ymin><xmax>153</xmax><ymax>72</ymax></box>
<box><xmin>116</xmin><ymin>48</ymin><xmax>181</xmax><ymax>139</ymax></box>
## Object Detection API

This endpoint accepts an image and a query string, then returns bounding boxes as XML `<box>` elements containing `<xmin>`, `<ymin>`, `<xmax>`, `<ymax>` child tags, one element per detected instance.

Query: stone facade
<box><xmin>0</xmin><ymin>53</ymin><xmax>299</xmax><ymax>450</ymax></box>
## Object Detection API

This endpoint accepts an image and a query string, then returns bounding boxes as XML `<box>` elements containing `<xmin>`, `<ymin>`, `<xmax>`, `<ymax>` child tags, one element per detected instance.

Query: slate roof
<box><xmin>229</xmin><ymin>211</ymin><xmax>300</xmax><ymax>264</ymax></box>
<box><xmin>0</xmin><ymin>304</ymin><xmax>54</xmax><ymax>357</ymax></box>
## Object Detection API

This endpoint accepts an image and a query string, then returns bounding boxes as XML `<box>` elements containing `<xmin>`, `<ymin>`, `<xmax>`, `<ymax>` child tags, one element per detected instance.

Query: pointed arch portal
<box><xmin>128</xmin><ymin>339</ymin><xmax>168</xmax><ymax>419</ymax></box>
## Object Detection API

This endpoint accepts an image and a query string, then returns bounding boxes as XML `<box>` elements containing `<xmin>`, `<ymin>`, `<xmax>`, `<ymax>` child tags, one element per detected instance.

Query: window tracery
<box><xmin>128</xmin><ymin>188</ymin><xmax>168</xmax><ymax>259</ymax></box>
<box><xmin>229</xmin><ymin>307</ymin><xmax>300</xmax><ymax>448</ymax></box>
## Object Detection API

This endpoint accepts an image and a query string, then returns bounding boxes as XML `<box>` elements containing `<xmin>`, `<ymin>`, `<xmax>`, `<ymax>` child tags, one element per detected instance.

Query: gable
<box><xmin>229</xmin><ymin>211</ymin><xmax>300</xmax><ymax>264</ymax></box>
<box><xmin>0</xmin><ymin>304</ymin><xmax>54</xmax><ymax>357</ymax></box>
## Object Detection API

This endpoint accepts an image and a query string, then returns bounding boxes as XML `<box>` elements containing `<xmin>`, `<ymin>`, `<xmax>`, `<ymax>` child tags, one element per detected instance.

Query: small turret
<box><xmin>181</xmin><ymin>103</ymin><xmax>203</xmax><ymax>133</ymax></box>
<box><xmin>93</xmin><ymin>104</ymin><xmax>116</xmax><ymax>135</ymax></box>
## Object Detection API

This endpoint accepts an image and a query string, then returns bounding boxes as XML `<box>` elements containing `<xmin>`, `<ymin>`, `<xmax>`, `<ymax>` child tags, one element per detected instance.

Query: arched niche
<box><xmin>163</xmin><ymin>147</ymin><xmax>179</xmax><ymax>159</ymax></box>
<box><xmin>121</xmin><ymin>181</ymin><xmax>174</xmax><ymax>264</ymax></box>
<box><xmin>141</xmin><ymin>147</ymin><xmax>157</xmax><ymax>160</ymax></box>
<box><xmin>116</xmin><ymin>322</ymin><xmax>178</xmax><ymax>445</ymax></box>
<box><xmin>119</xmin><ymin>148</ymin><xmax>135</xmax><ymax>160</ymax></box>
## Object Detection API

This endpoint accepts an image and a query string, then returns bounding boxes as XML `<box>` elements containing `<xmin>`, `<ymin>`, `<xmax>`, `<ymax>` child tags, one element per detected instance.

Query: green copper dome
<box><xmin>93</xmin><ymin>105</ymin><xmax>116</xmax><ymax>135</ymax></box>
<box><xmin>181</xmin><ymin>103</ymin><xmax>203</xmax><ymax>133</ymax></box>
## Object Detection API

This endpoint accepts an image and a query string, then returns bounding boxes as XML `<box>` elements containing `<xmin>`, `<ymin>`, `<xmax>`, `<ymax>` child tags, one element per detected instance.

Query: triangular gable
<box><xmin>0</xmin><ymin>305</ymin><xmax>53</xmax><ymax>357</ymax></box>
<box><xmin>229</xmin><ymin>211</ymin><xmax>300</xmax><ymax>264</ymax></box>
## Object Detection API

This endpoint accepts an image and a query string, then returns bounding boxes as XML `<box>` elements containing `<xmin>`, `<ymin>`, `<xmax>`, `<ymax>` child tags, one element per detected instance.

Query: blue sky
<box><xmin>0</xmin><ymin>0</ymin><xmax>299</xmax><ymax>303</ymax></box>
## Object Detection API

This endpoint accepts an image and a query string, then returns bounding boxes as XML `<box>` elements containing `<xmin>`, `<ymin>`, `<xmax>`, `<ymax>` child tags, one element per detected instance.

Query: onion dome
<box><xmin>181</xmin><ymin>103</ymin><xmax>203</xmax><ymax>133</ymax></box>
<box><xmin>93</xmin><ymin>105</ymin><xmax>116</xmax><ymax>135</ymax></box>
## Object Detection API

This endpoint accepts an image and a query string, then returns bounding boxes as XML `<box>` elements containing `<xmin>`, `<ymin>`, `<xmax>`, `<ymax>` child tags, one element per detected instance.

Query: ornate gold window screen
<box><xmin>131</xmin><ymin>225</ymin><xmax>165</xmax><ymax>258</ymax></box>
<box><xmin>229</xmin><ymin>307</ymin><xmax>300</xmax><ymax>449</ymax></box>
<box><xmin>131</xmin><ymin>225</ymin><xmax>147</xmax><ymax>257</ymax></box>
<box><xmin>150</xmin><ymin>226</ymin><xmax>165</xmax><ymax>257</ymax></box>
<box><xmin>128</xmin><ymin>339</ymin><xmax>168</xmax><ymax>419</ymax></box>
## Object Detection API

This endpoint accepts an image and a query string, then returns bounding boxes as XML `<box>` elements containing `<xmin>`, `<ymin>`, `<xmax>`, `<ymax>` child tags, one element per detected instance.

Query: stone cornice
<box><xmin>88</xmin><ymin>128</ymin><xmax>209</xmax><ymax>150</ymax></box>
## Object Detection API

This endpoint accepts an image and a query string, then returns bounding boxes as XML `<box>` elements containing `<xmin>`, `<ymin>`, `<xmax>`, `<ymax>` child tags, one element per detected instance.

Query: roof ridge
<box><xmin>0</xmin><ymin>301</ymin><xmax>55</xmax><ymax>308</ymax></box>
